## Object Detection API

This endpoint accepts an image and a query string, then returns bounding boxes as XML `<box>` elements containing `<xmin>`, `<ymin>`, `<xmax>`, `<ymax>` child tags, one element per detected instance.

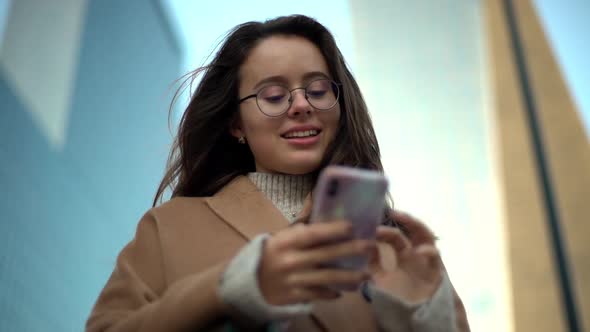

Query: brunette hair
<box><xmin>153</xmin><ymin>15</ymin><xmax>394</xmax><ymax>224</ymax></box>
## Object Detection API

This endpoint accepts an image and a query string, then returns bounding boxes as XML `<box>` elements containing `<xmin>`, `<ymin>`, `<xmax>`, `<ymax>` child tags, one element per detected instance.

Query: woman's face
<box><xmin>234</xmin><ymin>35</ymin><xmax>341</xmax><ymax>174</ymax></box>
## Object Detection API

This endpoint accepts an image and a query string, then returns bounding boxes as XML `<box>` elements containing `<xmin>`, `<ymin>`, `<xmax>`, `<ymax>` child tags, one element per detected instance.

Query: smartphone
<box><xmin>311</xmin><ymin>166</ymin><xmax>389</xmax><ymax>271</ymax></box>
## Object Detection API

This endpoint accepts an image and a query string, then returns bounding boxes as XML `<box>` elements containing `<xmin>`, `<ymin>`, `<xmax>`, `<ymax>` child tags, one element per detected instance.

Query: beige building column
<box><xmin>486</xmin><ymin>0</ymin><xmax>590</xmax><ymax>331</ymax></box>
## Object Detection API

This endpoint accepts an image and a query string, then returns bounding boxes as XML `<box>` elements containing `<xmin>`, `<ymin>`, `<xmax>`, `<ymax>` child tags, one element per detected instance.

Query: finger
<box><xmin>277</xmin><ymin>221</ymin><xmax>353</xmax><ymax>249</ymax></box>
<box><xmin>288</xmin><ymin>286</ymin><xmax>341</xmax><ymax>303</ymax></box>
<box><xmin>390</xmin><ymin>210</ymin><xmax>436</xmax><ymax>246</ymax></box>
<box><xmin>367</xmin><ymin>244</ymin><xmax>381</xmax><ymax>271</ymax></box>
<box><xmin>287</xmin><ymin>268</ymin><xmax>370</xmax><ymax>289</ymax></box>
<box><xmin>414</xmin><ymin>244</ymin><xmax>442</xmax><ymax>269</ymax></box>
<box><xmin>377</xmin><ymin>226</ymin><xmax>411</xmax><ymax>254</ymax></box>
<box><xmin>295</xmin><ymin>239</ymin><xmax>375</xmax><ymax>268</ymax></box>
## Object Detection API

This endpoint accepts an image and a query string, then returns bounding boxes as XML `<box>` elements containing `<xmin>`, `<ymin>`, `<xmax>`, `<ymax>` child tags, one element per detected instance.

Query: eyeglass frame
<box><xmin>238</xmin><ymin>79</ymin><xmax>342</xmax><ymax>117</ymax></box>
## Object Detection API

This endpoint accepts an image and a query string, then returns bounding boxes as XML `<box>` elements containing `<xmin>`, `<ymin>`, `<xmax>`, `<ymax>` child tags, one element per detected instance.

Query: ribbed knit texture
<box><xmin>247</xmin><ymin>173</ymin><xmax>312</xmax><ymax>222</ymax></box>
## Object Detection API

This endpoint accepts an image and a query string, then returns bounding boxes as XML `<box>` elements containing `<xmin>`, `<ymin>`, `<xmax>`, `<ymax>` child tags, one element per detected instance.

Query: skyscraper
<box><xmin>350</xmin><ymin>0</ymin><xmax>588</xmax><ymax>331</ymax></box>
<box><xmin>486</xmin><ymin>0</ymin><xmax>589</xmax><ymax>331</ymax></box>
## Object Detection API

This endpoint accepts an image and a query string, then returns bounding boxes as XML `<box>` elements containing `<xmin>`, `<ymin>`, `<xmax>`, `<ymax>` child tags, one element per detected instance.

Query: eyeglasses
<box><xmin>238</xmin><ymin>79</ymin><xmax>340</xmax><ymax>117</ymax></box>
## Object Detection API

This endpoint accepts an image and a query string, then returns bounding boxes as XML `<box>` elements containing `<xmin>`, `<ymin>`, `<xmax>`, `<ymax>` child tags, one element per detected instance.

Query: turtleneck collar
<box><xmin>247</xmin><ymin>172</ymin><xmax>313</xmax><ymax>223</ymax></box>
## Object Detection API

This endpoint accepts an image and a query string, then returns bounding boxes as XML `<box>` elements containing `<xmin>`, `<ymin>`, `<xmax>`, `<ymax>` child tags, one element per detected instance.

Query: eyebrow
<box><xmin>253</xmin><ymin>71</ymin><xmax>331</xmax><ymax>90</ymax></box>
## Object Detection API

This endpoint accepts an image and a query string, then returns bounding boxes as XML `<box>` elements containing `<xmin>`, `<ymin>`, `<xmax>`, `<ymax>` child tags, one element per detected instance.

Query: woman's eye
<box><xmin>263</xmin><ymin>95</ymin><xmax>286</xmax><ymax>103</ymax></box>
<box><xmin>260</xmin><ymin>86</ymin><xmax>287</xmax><ymax>103</ymax></box>
<box><xmin>307</xmin><ymin>89</ymin><xmax>328</xmax><ymax>98</ymax></box>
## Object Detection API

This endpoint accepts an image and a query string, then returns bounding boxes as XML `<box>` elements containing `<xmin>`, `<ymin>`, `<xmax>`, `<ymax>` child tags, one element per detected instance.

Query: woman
<box><xmin>86</xmin><ymin>15</ymin><xmax>469</xmax><ymax>331</ymax></box>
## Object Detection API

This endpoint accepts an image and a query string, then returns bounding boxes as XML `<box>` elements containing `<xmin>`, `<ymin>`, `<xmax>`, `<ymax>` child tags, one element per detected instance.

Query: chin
<box><xmin>277</xmin><ymin>158</ymin><xmax>321</xmax><ymax>175</ymax></box>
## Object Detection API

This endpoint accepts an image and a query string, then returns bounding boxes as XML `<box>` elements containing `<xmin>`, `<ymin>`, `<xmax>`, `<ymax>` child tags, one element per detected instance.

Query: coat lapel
<box><xmin>204</xmin><ymin>176</ymin><xmax>289</xmax><ymax>240</ymax></box>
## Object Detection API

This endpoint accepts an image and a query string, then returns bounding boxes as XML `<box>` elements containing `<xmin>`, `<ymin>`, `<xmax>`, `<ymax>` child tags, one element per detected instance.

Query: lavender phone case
<box><xmin>311</xmin><ymin>166</ymin><xmax>389</xmax><ymax>270</ymax></box>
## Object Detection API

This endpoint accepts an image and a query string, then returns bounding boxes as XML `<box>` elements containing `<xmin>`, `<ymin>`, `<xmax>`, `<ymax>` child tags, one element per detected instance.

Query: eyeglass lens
<box><xmin>256</xmin><ymin>79</ymin><xmax>338</xmax><ymax>116</ymax></box>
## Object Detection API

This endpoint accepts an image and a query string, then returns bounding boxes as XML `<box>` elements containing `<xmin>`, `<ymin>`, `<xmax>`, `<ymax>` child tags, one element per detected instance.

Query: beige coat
<box><xmin>86</xmin><ymin>176</ymin><xmax>468</xmax><ymax>331</ymax></box>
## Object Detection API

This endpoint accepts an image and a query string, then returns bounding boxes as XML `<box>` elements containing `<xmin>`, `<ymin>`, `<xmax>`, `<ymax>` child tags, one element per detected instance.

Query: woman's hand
<box><xmin>259</xmin><ymin>221</ymin><xmax>375</xmax><ymax>306</ymax></box>
<box><xmin>368</xmin><ymin>211</ymin><xmax>443</xmax><ymax>304</ymax></box>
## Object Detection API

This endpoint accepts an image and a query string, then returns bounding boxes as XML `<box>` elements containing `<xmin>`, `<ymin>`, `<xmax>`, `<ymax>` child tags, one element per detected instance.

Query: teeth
<box><xmin>284</xmin><ymin>130</ymin><xmax>318</xmax><ymax>138</ymax></box>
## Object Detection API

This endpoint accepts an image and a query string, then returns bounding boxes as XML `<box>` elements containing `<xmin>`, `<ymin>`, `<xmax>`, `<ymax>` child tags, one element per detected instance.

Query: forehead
<box><xmin>239</xmin><ymin>35</ymin><xmax>330</xmax><ymax>88</ymax></box>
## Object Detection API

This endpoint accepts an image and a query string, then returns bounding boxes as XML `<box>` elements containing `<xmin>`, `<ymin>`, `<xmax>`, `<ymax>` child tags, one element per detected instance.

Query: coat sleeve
<box><xmin>86</xmin><ymin>212</ymin><xmax>228</xmax><ymax>332</ymax></box>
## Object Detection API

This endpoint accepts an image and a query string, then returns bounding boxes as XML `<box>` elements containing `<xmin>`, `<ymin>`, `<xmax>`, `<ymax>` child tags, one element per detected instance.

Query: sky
<box><xmin>534</xmin><ymin>0</ymin><xmax>590</xmax><ymax>136</ymax></box>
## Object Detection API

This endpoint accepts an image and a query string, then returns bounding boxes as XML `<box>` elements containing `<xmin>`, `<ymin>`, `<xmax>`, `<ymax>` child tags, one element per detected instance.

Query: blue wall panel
<box><xmin>0</xmin><ymin>1</ymin><xmax>181</xmax><ymax>330</ymax></box>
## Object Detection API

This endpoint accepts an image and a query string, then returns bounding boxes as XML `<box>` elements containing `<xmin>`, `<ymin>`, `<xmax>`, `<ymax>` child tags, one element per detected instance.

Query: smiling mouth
<box><xmin>282</xmin><ymin>129</ymin><xmax>321</xmax><ymax>139</ymax></box>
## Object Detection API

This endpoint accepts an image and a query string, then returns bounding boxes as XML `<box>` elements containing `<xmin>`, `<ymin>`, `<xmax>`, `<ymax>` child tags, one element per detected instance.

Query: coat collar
<box><xmin>204</xmin><ymin>175</ymin><xmax>291</xmax><ymax>240</ymax></box>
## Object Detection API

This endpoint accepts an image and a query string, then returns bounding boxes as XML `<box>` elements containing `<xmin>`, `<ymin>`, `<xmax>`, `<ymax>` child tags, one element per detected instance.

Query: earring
<box><xmin>238</xmin><ymin>136</ymin><xmax>246</xmax><ymax>144</ymax></box>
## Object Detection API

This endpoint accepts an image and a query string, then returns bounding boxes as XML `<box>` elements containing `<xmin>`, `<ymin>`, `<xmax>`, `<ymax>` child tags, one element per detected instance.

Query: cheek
<box><xmin>240</xmin><ymin>112</ymin><xmax>279</xmax><ymax>143</ymax></box>
<box><xmin>239</xmin><ymin>109</ymin><xmax>262</xmax><ymax>133</ymax></box>
<box><xmin>325</xmin><ymin>107</ymin><xmax>342</xmax><ymax>138</ymax></box>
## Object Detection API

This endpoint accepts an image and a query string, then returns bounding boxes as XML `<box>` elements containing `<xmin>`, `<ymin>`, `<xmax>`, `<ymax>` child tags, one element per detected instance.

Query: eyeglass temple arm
<box><xmin>238</xmin><ymin>94</ymin><xmax>257</xmax><ymax>103</ymax></box>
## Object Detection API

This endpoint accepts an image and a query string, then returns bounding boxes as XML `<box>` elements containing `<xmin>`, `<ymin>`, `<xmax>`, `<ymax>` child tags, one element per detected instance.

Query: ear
<box><xmin>229</xmin><ymin>114</ymin><xmax>244</xmax><ymax>139</ymax></box>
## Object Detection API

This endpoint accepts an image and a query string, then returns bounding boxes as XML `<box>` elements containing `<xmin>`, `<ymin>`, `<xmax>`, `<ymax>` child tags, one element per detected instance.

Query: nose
<box><xmin>286</xmin><ymin>88</ymin><xmax>312</xmax><ymax>117</ymax></box>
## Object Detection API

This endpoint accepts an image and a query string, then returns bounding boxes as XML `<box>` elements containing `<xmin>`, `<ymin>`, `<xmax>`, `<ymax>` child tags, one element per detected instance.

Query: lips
<box><xmin>281</xmin><ymin>126</ymin><xmax>322</xmax><ymax>139</ymax></box>
<box><xmin>283</xmin><ymin>129</ymin><xmax>319</xmax><ymax>138</ymax></box>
